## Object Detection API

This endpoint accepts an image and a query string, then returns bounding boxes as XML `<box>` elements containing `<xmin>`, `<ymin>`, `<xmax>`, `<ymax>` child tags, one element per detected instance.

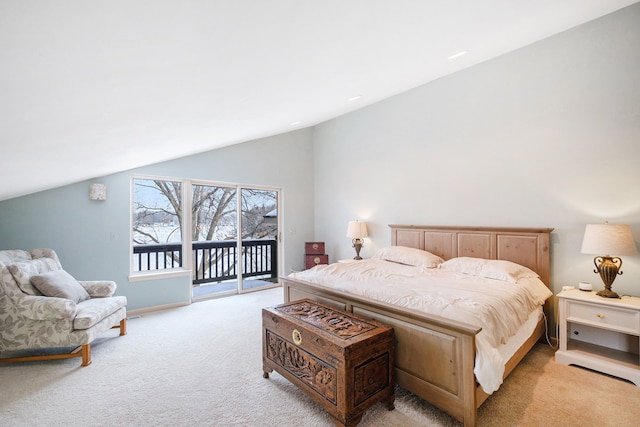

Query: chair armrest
<box><xmin>17</xmin><ymin>296</ymin><xmax>77</xmax><ymax>321</ymax></box>
<box><xmin>78</xmin><ymin>280</ymin><xmax>117</xmax><ymax>297</ymax></box>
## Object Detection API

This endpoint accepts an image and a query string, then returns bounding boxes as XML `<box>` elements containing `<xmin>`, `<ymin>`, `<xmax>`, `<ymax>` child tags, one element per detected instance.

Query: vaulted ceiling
<box><xmin>1</xmin><ymin>1</ymin><xmax>637</xmax><ymax>201</ymax></box>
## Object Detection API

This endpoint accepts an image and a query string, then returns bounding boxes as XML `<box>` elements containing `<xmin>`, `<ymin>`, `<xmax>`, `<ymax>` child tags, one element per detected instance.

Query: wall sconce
<box><xmin>581</xmin><ymin>222</ymin><xmax>637</xmax><ymax>298</ymax></box>
<box><xmin>346</xmin><ymin>221</ymin><xmax>368</xmax><ymax>260</ymax></box>
<box><xmin>89</xmin><ymin>183</ymin><xmax>107</xmax><ymax>201</ymax></box>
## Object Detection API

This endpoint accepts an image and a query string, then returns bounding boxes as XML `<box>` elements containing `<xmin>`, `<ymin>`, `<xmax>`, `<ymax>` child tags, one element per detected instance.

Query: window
<box><xmin>131</xmin><ymin>175</ymin><xmax>280</xmax><ymax>296</ymax></box>
<box><xmin>131</xmin><ymin>177</ymin><xmax>185</xmax><ymax>273</ymax></box>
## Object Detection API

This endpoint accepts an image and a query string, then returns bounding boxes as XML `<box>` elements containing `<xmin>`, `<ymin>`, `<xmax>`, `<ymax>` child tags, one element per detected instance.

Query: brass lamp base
<box><xmin>596</xmin><ymin>288</ymin><xmax>620</xmax><ymax>298</ymax></box>
<box><xmin>352</xmin><ymin>238</ymin><xmax>363</xmax><ymax>260</ymax></box>
<box><xmin>594</xmin><ymin>255</ymin><xmax>622</xmax><ymax>299</ymax></box>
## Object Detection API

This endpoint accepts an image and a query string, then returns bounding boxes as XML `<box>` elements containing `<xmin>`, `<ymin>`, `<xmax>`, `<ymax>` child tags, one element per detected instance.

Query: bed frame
<box><xmin>281</xmin><ymin>225</ymin><xmax>553</xmax><ymax>427</ymax></box>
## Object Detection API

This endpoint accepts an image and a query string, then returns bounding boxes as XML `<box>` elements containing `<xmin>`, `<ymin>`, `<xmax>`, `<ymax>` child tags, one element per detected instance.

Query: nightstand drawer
<box><xmin>566</xmin><ymin>300</ymin><xmax>640</xmax><ymax>333</ymax></box>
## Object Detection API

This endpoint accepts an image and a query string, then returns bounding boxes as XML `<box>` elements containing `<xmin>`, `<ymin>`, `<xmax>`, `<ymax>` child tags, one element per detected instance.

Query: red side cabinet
<box><xmin>305</xmin><ymin>242</ymin><xmax>328</xmax><ymax>269</ymax></box>
<box><xmin>305</xmin><ymin>254</ymin><xmax>329</xmax><ymax>269</ymax></box>
<box><xmin>305</xmin><ymin>242</ymin><xmax>325</xmax><ymax>255</ymax></box>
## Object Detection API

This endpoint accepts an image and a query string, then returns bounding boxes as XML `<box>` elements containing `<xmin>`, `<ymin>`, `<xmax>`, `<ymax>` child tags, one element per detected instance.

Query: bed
<box><xmin>281</xmin><ymin>225</ymin><xmax>553</xmax><ymax>427</ymax></box>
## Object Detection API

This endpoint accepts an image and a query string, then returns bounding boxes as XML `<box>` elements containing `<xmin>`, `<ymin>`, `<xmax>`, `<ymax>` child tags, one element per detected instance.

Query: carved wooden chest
<box><xmin>262</xmin><ymin>299</ymin><xmax>395</xmax><ymax>427</ymax></box>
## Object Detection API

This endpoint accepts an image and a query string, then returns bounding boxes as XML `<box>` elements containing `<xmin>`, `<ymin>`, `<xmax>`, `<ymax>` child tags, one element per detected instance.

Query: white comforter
<box><xmin>289</xmin><ymin>259</ymin><xmax>552</xmax><ymax>393</ymax></box>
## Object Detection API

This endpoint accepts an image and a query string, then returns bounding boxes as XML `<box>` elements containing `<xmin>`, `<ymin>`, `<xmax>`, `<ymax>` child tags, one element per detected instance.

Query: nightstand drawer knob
<box><xmin>596</xmin><ymin>313</ymin><xmax>605</xmax><ymax>319</ymax></box>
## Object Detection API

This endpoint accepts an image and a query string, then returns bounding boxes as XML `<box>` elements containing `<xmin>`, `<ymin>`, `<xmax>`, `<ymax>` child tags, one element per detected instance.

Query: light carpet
<box><xmin>1</xmin><ymin>287</ymin><xmax>639</xmax><ymax>427</ymax></box>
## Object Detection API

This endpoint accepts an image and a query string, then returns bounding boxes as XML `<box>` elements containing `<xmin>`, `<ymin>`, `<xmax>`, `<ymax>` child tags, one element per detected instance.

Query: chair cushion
<box><xmin>74</xmin><ymin>296</ymin><xmax>127</xmax><ymax>330</ymax></box>
<box><xmin>7</xmin><ymin>258</ymin><xmax>61</xmax><ymax>296</ymax></box>
<box><xmin>30</xmin><ymin>270</ymin><xmax>90</xmax><ymax>303</ymax></box>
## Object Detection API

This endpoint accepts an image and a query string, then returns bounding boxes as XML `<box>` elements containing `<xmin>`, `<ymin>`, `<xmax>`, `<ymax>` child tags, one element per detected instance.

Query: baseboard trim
<box><xmin>127</xmin><ymin>301</ymin><xmax>190</xmax><ymax>317</ymax></box>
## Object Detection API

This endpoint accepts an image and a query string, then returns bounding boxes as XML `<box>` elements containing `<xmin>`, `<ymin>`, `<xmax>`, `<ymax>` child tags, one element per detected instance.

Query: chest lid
<box><xmin>270</xmin><ymin>299</ymin><xmax>386</xmax><ymax>341</ymax></box>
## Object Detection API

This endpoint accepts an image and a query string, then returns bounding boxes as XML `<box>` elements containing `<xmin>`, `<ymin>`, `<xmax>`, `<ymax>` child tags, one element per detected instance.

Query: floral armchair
<box><xmin>0</xmin><ymin>248</ymin><xmax>127</xmax><ymax>366</ymax></box>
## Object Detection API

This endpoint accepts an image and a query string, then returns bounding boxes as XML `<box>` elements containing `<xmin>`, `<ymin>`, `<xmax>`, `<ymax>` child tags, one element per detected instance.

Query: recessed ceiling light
<box><xmin>448</xmin><ymin>51</ymin><xmax>468</xmax><ymax>60</ymax></box>
<box><xmin>348</xmin><ymin>95</ymin><xmax>362</xmax><ymax>102</ymax></box>
<box><xmin>290</xmin><ymin>121</ymin><xmax>301</xmax><ymax>126</ymax></box>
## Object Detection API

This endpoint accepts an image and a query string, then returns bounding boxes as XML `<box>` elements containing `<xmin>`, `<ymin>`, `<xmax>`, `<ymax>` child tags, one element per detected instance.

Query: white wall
<box><xmin>312</xmin><ymin>4</ymin><xmax>640</xmax><ymax>308</ymax></box>
<box><xmin>0</xmin><ymin>129</ymin><xmax>315</xmax><ymax>310</ymax></box>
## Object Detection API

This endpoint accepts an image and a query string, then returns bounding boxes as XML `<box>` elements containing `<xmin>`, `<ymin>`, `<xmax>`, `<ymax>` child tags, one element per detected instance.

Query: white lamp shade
<box><xmin>346</xmin><ymin>221</ymin><xmax>368</xmax><ymax>239</ymax></box>
<box><xmin>581</xmin><ymin>223</ymin><xmax>637</xmax><ymax>256</ymax></box>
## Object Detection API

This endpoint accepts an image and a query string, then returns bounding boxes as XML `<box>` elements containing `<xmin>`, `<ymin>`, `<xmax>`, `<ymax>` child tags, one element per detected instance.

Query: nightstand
<box><xmin>556</xmin><ymin>289</ymin><xmax>640</xmax><ymax>386</ymax></box>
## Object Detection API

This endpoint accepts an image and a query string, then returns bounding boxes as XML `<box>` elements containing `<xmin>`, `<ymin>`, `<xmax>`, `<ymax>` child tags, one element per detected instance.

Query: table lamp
<box><xmin>581</xmin><ymin>222</ymin><xmax>637</xmax><ymax>298</ymax></box>
<box><xmin>346</xmin><ymin>221</ymin><xmax>368</xmax><ymax>260</ymax></box>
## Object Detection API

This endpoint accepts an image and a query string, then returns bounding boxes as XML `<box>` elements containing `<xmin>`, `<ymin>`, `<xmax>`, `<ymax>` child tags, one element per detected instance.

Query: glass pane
<box><xmin>240</xmin><ymin>188</ymin><xmax>278</xmax><ymax>291</ymax></box>
<box><xmin>191</xmin><ymin>184</ymin><xmax>238</xmax><ymax>298</ymax></box>
<box><xmin>132</xmin><ymin>178</ymin><xmax>183</xmax><ymax>272</ymax></box>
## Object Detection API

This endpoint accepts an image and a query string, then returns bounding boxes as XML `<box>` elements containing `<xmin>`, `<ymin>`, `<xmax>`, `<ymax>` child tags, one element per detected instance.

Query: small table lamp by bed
<box><xmin>581</xmin><ymin>222</ymin><xmax>637</xmax><ymax>298</ymax></box>
<box><xmin>347</xmin><ymin>221</ymin><xmax>368</xmax><ymax>260</ymax></box>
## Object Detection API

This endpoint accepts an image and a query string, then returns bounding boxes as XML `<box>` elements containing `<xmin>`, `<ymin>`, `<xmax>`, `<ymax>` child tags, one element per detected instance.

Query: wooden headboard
<box><xmin>389</xmin><ymin>225</ymin><xmax>554</xmax><ymax>286</ymax></box>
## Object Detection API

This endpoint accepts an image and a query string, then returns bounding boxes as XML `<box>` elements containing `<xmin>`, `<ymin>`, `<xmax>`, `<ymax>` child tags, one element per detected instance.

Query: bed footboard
<box><xmin>282</xmin><ymin>277</ymin><xmax>482</xmax><ymax>427</ymax></box>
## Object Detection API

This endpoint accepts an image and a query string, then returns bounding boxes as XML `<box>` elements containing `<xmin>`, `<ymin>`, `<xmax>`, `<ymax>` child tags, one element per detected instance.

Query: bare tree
<box><xmin>132</xmin><ymin>179</ymin><xmax>277</xmax><ymax>282</ymax></box>
<box><xmin>192</xmin><ymin>185</ymin><xmax>237</xmax><ymax>241</ymax></box>
<box><xmin>132</xmin><ymin>180</ymin><xmax>182</xmax><ymax>245</ymax></box>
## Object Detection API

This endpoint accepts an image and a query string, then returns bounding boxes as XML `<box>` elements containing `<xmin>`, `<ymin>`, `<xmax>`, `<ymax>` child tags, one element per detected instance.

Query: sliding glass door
<box><xmin>190</xmin><ymin>183</ymin><xmax>279</xmax><ymax>299</ymax></box>
<box><xmin>239</xmin><ymin>187</ymin><xmax>279</xmax><ymax>292</ymax></box>
<box><xmin>191</xmin><ymin>183</ymin><xmax>238</xmax><ymax>298</ymax></box>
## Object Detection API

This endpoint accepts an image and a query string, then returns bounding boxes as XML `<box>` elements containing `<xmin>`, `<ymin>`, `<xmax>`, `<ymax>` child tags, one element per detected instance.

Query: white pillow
<box><xmin>372</xmin><ymin>246</ymin><xmax>444</xmax><ymax>268</ymax></box>
<box><xmin>440</xmin><ymin>257</ymin><xmax>539</xmax><ymax>283</ymax></box>
<box><xmin>30</xmin><ymin>270</ymin><xmax>90</xmax><ymax>303</ymax></box>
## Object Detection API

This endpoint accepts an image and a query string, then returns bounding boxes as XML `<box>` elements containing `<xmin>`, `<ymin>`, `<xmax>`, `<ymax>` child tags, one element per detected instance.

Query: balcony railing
<box><xmin>133</xmin><ymin>239</ymin><xmax>277</xmax><ymax>285</ymax></box>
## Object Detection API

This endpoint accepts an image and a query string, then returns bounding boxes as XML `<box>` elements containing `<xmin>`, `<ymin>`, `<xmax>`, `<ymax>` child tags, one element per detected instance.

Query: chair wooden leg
<box><xmin>112</xmin><ymin>318</ymin><xmax>127</xmax><ymax>336</ymax></box>
<box><xmin>80</xmin><ymin>344</ymin><xmax>91</xmax><ymax>366</ymax></box>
